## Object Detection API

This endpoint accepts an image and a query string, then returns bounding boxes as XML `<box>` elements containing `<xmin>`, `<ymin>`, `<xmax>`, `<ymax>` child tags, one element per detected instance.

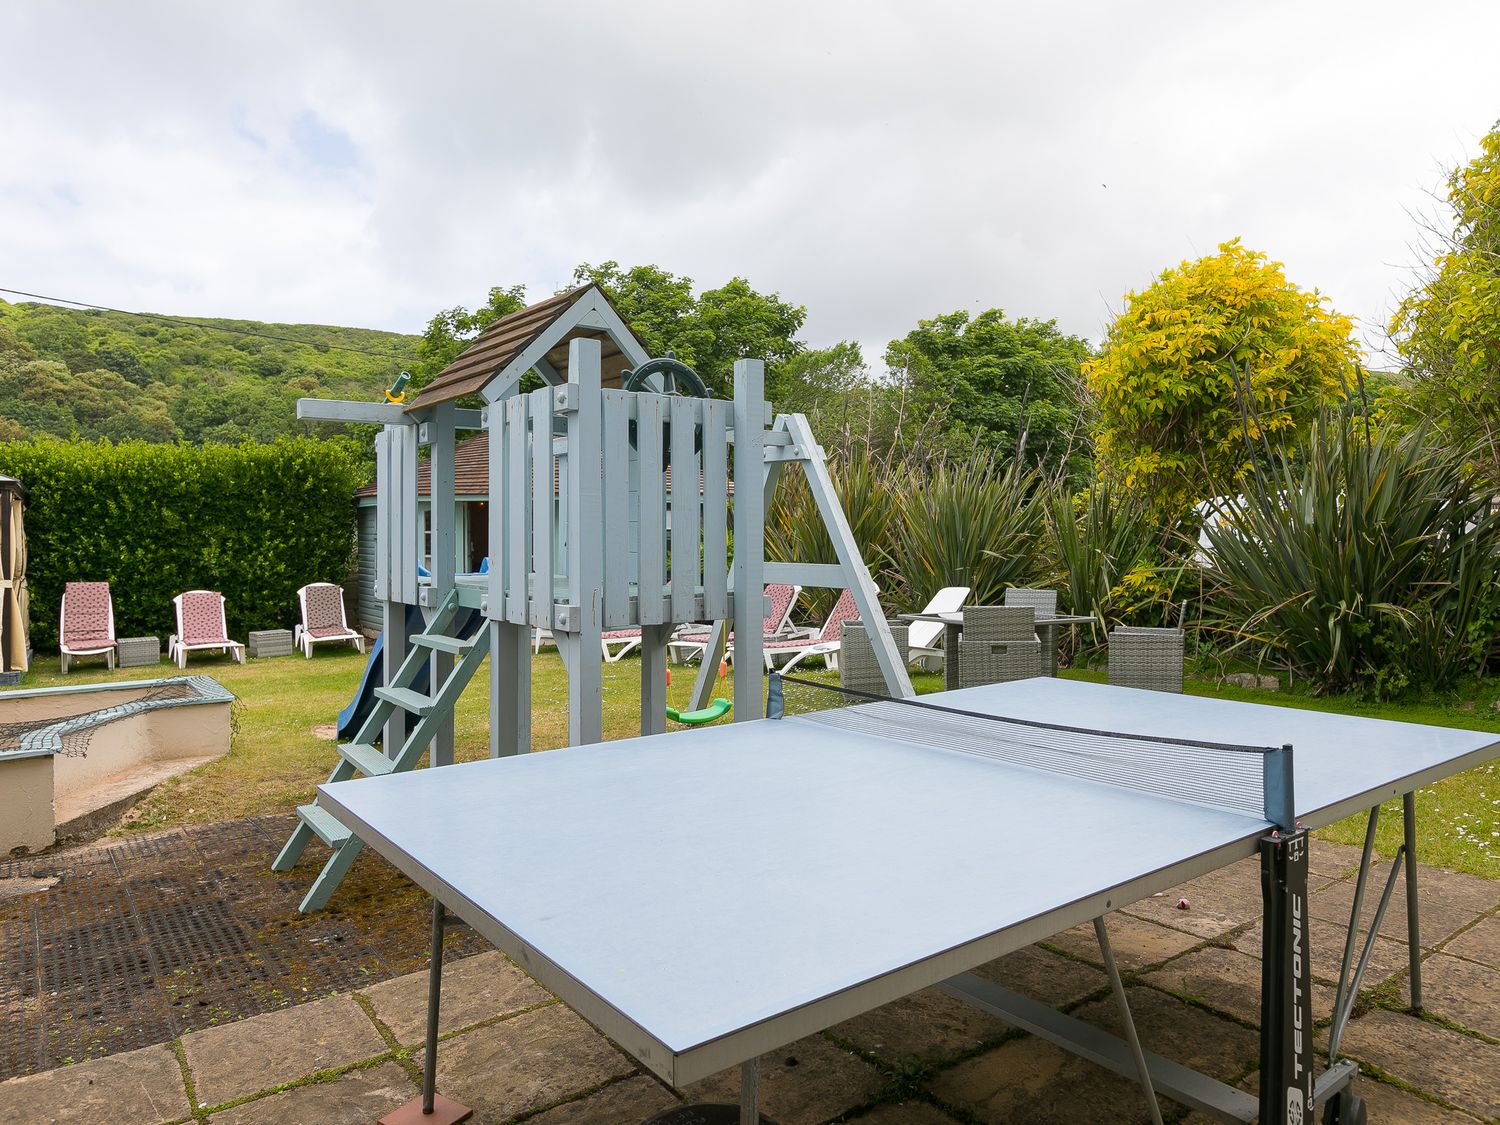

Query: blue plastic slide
<box><xmin>337</xmin><ymin>603</ymin><xmax>485</xmax><ymax>740</ymax></box>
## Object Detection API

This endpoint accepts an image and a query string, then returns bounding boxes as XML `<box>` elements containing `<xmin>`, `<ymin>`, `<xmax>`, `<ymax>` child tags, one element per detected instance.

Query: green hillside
<box><xmin>0</xmin><ymin>298</ymin><xmax>420</xmax><ymax>444</ymax></box>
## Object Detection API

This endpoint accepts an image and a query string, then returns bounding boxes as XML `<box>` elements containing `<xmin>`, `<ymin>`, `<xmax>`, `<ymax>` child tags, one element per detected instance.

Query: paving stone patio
<box><xmin>1</xmin><ymin>840</ymin><xmax>1495</xmax><ymax>1124</ymax></box>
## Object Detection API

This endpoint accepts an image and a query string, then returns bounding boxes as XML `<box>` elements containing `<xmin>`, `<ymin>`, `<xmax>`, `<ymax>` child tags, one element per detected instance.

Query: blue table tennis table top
<box><xmin>318</xmin><ymin>677</ymin><xmax>1498</xmax><ymax>1087</ymax></box>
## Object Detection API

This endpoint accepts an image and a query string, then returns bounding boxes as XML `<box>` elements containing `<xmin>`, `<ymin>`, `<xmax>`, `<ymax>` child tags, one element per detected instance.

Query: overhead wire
<box><xmin>0</xmin><ymin>286</ymin><xmax>419</xmax><ymax>363</ymax></box>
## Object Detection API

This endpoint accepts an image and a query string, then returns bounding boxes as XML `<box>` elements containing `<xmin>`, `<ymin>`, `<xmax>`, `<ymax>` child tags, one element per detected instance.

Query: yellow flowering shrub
<box><xmin>1085</xmin><ymin>240</ymin><xmax>1360</xmax><ymax>521</ymax></box>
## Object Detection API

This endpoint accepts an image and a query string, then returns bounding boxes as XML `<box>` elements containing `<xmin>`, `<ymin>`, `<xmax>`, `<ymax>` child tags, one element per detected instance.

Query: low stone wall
<box><xmin>0</xmin><ymin>676</ymin><xmax>233</xmax><ymax>853</ymax></box>
<box><xmin>0</xmin><ymin>756</ymin><xmax>53</xmax><ymax>855</ymax></box>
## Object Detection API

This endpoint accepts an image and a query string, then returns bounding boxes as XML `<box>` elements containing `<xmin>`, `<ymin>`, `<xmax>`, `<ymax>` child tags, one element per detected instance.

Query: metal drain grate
<box><xmin>0</xmin><ymin>815</ymin><xmax>485</xmax><ymax>1078</ymax></box>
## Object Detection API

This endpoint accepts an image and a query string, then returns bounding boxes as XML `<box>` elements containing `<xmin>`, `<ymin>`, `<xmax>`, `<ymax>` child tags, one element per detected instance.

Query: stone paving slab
<box><xmin>682</xmin><ymin>1035</ymin><xmax>884</xmax><ymax>1125</ymax></box>
<box><xmin>931</xmin><ymin>985</ymin><xmax>1259</xmax><ymax>1124</ymax></box>
<box><xmin>1443</xmin><ymin>912</ymin><xmax>1499</xmax><ymax>967</ymax></box>
<box><xmin>1179</xmin><ymin>1071</ymin><xmax>1488</xmax><ymax>1125</ymax></box>
<box><xmin>828</xmin><ymin>945</ymin><xmax>1114</xmax><ymax>1069</ymax></box>
<box><xmin>854</xmin><ymin>1102</ymin><xmax>965</xmax><ymax>1123</ymax></box>
<box><xmin>1348</xmin><ymin>1075</ymin><xmax>1490</xmax><ymax>1124</ymax></box>
<box><xmin>1119</xmin><ymin>856</ymin><xmax>1310</xmax><ymax>940</ymax></box>
<box><xmin>362</xmin><ymin>950</ymin><xmax>550</xmax><ymax>1044</ymax></box>
<box><xmin>181</xmin><ymin>993</ymin><xmax>387</xmax><ymax>1107</ymax></box>
<box><xmin>1077</xmin><ymin>986</ymin><xmax>1261</xmax><ymax>1085</ymax></box>
<box><xmin>830</xmin><ymin>985</ymin><xmax>1014</xmax><ymax>1066</ymax></box>
<box><xmin>1141</xmin><ymin>945</ymin><xmax>1337</xmax><ymax>1026</ymax></box>
<box><xmin>1231</xmin><ymin>912</ymin><xmax>1414</xmax><ymax>986</ymax></box>
<box><xmin>1304</xmin><ymin>840</ymin><xmax>1368</xmax><ymax>880</ymax></box>
<box><xmin>1</xmin><ymin>849</ymin><xmax>1494</xmax><ymax>1125</ymax></box>
<box><xmin>934</xmin><ymin>1032</ymin><xmax>1162</xmax><ymax>1125</ymax></box>
<box><xmin>0</xmin><ymin>1043</ymin><xmax>190</xmax><ymax>1125</ymax></box>
<box><xmin>1339</xmin><ymin>1007</ymin><xmax>1500</xmax><ymax>1121</ymax></box>
<box><xmin>970</xmin><ymin>944</ymin><xmax>1110</xmax><ymax>1009</ymax></box>
<box><xmin>418</xmin><ymin>1004</ymin><xmax>636</xmax><ymax>1122</ymax></box>
<box><xmin>521</xmin><ymin>1075</ymin><xmax>681</xmax><ymax>1124</ymax></box>
<box><xmin>1042</xmin><ymin>911</ymin><xmax>1202</xmax><ymax>971</ymax></box>
<box><xmin>1397</xmin><ymin>951</ymin><xmax>1500</xmax><ymax>1039</ymax></box>
<box><xmin>205</xmin><ymin>1062</ymin><xmax>415</xmax><ymax>1124</ymax></box>
<box><xmin>1309</xmin><ymin>863</ymin><xmax>1500</xmax><ymax>949</ymax></box>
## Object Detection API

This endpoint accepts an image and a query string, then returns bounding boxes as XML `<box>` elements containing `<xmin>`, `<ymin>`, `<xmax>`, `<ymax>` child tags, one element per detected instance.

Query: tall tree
<box><xmin>572</xmin><ymin>262</ymin><xmax>805</xmax><ymax>397</ymax></box>
<box><xmin>1387</xmin><ymin>121</ymin><xmax>1500</xmax><ymax>482</ymax></box>
<box><xmin>884</xmin><ymin>308</ymin><xmax>1092</xmax><ymax>481</ymax></box>
<box><xmin>1086</xmin><ymin>239</ymin><xmax>1360</xmax><ymax>522</ymax></box>
<box><xmin>774</xmin><ymin>341</ymin><xmax>869</xmax><ymax>418</ymax></box>
<box><xmin>772</xmin><ymin>342</ymin><xmax>947</xmax><ymax>466</ymax></box>
<box><xmin>411</xmin><ymin>284</ymin><xmax>528</xmax><ymax>389</ymax></box>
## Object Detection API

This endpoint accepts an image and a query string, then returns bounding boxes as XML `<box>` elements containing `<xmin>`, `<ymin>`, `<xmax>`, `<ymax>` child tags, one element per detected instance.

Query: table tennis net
<box><xmin>775</xmin><ymin>676</ymin><xmax>1283</xmax><ymax>822</ymax></box>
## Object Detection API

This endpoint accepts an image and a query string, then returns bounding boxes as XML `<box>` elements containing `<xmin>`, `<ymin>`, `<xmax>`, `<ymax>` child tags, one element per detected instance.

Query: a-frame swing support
<box><xmin>686</xmin><ymin>407</ymin><xmax>911</xmax><ymax>711</ymax></box>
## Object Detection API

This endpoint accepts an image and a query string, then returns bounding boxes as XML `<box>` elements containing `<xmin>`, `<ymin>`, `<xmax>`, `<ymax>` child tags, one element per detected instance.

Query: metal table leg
<box><xmin>643</xmin><ymin>1061</ymin><xmax>770</xmax><ymax>1124</ymax></box>
<box><xmin>1403</xmin><ymin>792</ymin><xmax>1423</xmax><ymax>1010</ymax></box>
<box><xmin>1330</xmin><ymin>809</ymin><xmax>1378</xmax><ymax>1058</ymax></box>
<box><xmin>379</xmin><ymin>899</ymin><xmax>473</xmax><ymax>1125</ymax></box>
<box><xmin>741</xmin><ymin>1058</ymin><xmax>760</xmax><ymax>1125</ymax></box>
<box><xmin>1095</xmin><ymin>917</ymin><xmax>1163</xmax><ymax>1125</ymax></box>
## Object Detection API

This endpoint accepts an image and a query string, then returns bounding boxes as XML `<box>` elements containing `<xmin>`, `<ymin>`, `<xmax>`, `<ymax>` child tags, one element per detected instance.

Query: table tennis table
<box><xmin>317</xmin><ymin>674</ymin><xmax>1499</xmax><ymax>1125</ymax></box>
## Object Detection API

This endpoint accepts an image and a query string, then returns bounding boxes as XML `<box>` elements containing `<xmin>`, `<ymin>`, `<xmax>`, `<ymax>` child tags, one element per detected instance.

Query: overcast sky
<box><xmin>3</xmin><ymin>2</ymin><xmax>1498</xmax><ymax>368</ymax></box>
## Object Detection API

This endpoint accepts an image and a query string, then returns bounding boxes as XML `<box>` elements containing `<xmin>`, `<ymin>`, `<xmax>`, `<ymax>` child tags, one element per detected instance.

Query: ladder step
<box><xmin>296</xmin><ymin>803</ymin><xmax>352</xmax><ymax>848</ymax></box>
<box><xmin>411</xmin><ymin>632</ymin><xmax>476</xmax><ymax>655</ymax></box>
<box><xmin>336</xmin><ymin>742</ymin><xmax>395</xmax><ymax>777</ymax></box>
<box><xmin>373</xmin><ymin>686</ymin><xmax>435</xmax><ymax>715</ymax></box>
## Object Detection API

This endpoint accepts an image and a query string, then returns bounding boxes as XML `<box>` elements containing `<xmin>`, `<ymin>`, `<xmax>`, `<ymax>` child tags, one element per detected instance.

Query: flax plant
<box><xmin>1043</xmin><ymin>479</ymin><xmax>1162</xmax><ymax>629</ymax></box>
<box><xmin>1200</xmin><ymin>414</ymin><xmax>1500</xmax><ymax>695</ymax></box>
<box><xmin>895</xmin><ymin>457</ymin><xmax>1044</xmax><ymax>608</ymax></box>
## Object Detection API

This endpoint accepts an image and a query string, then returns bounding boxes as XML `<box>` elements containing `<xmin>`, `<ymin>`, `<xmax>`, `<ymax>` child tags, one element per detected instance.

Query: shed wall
<box><xmin>356</xmin><ymin>503</ymin><xmax>379</xmax><ymax>633</ymax></box>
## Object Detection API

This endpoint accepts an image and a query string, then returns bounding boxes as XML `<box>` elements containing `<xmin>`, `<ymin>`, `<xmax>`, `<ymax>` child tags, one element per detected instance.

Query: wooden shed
<box><xmin>0</xmin><ymin>475</ymin><xmax>28</xmax><ymax>678</ymax></box>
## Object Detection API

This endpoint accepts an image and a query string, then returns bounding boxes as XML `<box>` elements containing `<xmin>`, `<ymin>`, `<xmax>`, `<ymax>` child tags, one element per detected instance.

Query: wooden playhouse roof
<box><xmin>405</xmin><ymin>284</ymin><xmax>639</xmax><ymax>411</ymax></box>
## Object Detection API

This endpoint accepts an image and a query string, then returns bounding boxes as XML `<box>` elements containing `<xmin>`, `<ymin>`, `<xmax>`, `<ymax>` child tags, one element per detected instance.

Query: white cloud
<box><xmin>1</xmin><ymin>0</ymin><xmax>1495</xmax><ymax>365</ymax></box>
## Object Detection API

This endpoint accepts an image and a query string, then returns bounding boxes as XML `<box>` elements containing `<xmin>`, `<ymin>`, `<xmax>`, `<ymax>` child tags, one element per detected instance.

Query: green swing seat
<box><xmin>665</xmin><ymin>697</ymin><xmax>733</xmax><ymax>725</ymax></box>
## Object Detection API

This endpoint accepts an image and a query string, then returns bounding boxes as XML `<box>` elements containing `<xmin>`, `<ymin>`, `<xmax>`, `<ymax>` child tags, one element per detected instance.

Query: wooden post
<box><xmin>731</xmin><ymin>360</ymin><xmax>766</xmax><ymax>719</ymax></box>
<box><xmin>784</xmin><ymin>413</ymin><xmax>913</xmax><ymax>698</ymax></box>
<box><xmin>640</xmin><ymin>624</ymin><xmax>670</xmax><ymax>736</ymax></box>
<box><xmin>383</xmin><ymin>424</ymin><xmax>419</xmax><ymax>755</ymax></box>
<box><xmin>429</xmin><ymin>403</ymin><xmax>456</xmax><ymax>767</ymax></box>
<box><xmin>637</xmin><ymin>393</ymin><xmax>666</xmax><ymax>627</ymax></box>
<box><xmin>564</xmin><ymin>338</ymin><xmax>604</xmax><ymax>747</ymax></box>
<box><xmin>490</xmin><ymin>621</ymin><xmax>530</xmax><ymax>757</ymax></box>
<box><xmin>488</xmin><ymin>401</ymin><xmax>530</xmax><ymax>758</ymax></box>
<box><xmin>688</xmin><ymin>410</ymin><xmax>784</xmax><ymax>713</ymax></box>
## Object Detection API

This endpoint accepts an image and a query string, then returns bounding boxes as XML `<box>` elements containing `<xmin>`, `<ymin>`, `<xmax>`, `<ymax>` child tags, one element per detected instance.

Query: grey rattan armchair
<box><xmin>1003</xmin><ymin>587</ymin><xmax>1058</xmax><ymax>617</ymax></box>
<box><xmin>1113</xmin><ymin>600</ymin><xmax>1187</xmax><ymax>636</ymax></box>
<box><xmin>957</xmin><ymin>605</ymin><xmax>1043</xmax><ymax>688</ymax></box>
<box><xmin>1106</xmin><ymin>626</ymin><xmax>1185</xmax><ymax>693</ymax></box>
<box><xmin>839</xmin><ymin>621</ymin><xmax>910</xmax><ymax>696</ymax></box>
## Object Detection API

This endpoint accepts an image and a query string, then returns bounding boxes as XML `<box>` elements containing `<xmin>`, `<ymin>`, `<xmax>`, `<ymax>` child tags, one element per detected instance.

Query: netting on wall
<box><xmin>0</xmin><ymin>682</ymin><xmax>197</xmax><ymax>758</ymax></box>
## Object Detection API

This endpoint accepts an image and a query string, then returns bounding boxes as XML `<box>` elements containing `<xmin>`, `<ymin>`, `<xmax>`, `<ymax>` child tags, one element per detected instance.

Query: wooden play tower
<box><xmin>276</xmin><ymin>285</ymin><xmax>910</xmax><ymax>911</ymax></box>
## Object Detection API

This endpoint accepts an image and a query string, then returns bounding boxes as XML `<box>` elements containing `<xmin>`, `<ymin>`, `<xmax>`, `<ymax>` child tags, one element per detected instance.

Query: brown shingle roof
<box><xmin>404</xmin><ymin>285</ymin><xmax>638</xmax><ymax>411</ymax></box>
<box><xmin>356</xmin><ymin>432</ymin><xmax>490</xmax><ymax>498</ymax></box>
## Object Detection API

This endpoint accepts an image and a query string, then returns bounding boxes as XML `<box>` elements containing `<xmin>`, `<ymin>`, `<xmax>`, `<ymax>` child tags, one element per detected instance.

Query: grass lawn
<box><xmin>6</xmin><ymin>650</ymin><xmax>1496</xmax><ymax>878</ymax></box>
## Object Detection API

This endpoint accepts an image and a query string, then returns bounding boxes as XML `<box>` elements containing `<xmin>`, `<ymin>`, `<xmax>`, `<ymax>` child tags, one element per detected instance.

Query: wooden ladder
<box><xmin>272</xmin><ymin>589</ymin><xmax>491</xmax><ymax>912</ymax></box>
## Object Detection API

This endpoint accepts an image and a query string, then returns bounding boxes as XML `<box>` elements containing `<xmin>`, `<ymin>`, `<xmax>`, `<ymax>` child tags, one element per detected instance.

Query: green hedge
<box><xmin>1</xmin><ymin>438</ymin><xmax>365</xmax><ymax>650</ymax></box>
